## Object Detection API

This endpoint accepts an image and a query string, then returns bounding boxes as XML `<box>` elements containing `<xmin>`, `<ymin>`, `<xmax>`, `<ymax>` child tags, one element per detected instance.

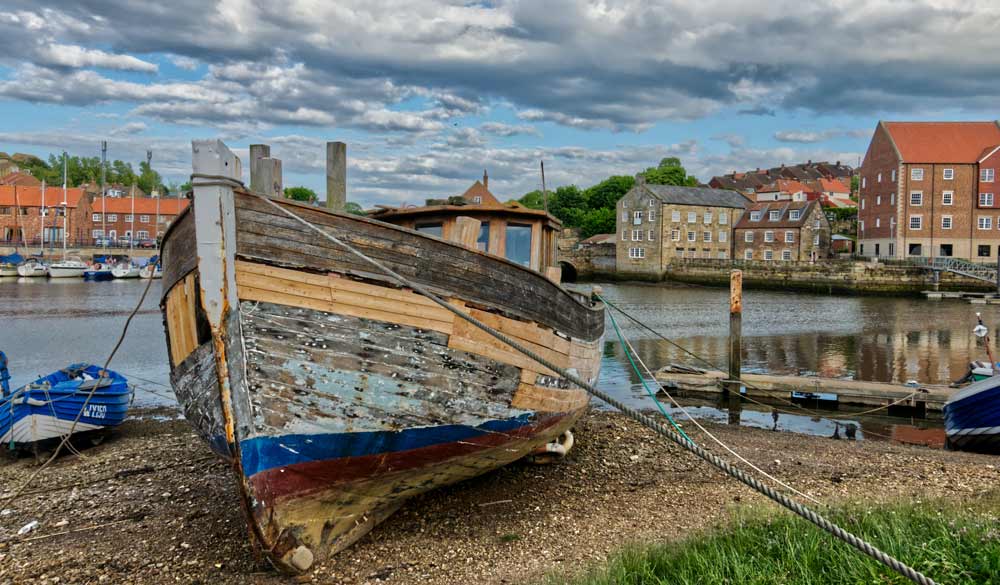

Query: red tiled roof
<box><xmin>817</xmin><ymin>178</ymin><xmax>850</xmax><ymax>193</ymax></box>
<box><xmin>758</xmin><ymin>179</ymin><xmax>810</xmax><ymax>194</ymax></box>
<box><xmin>0</xmin><ymin>172</ymin><xmax>41</xmax><ymax>187</ymax></box>
<box><xmin>883</xmin><ymin>121</ymin><xmax>1000</xmax><ymax>163</ymax></box>
<box><xmin>91</xmin><ymin>197</ymin><xmax>190</xmax><ymax>215</ymax></box>
<box><xmin>460</xmin><ymin>180</ymin><xmax>500</xmax><ymax>206</ymax></box>
<box><xmin>0</xmin><ymin>185</ymin><xmax>86</xmax><ymax>207</ymax></box>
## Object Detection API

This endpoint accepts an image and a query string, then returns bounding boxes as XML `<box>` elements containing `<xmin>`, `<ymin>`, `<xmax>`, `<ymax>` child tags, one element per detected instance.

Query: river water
<box><xmin>2</xmin><ymin>278</ymin><xmax>992</xmax><ymax>444</ymax></box>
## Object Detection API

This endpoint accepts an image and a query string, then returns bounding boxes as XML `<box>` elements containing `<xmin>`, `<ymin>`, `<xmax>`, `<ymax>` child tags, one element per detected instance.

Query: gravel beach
<box><xmin>0</xmin><ymin>407</ymin><xmax>997</xmax><ymax>585</ymax></box>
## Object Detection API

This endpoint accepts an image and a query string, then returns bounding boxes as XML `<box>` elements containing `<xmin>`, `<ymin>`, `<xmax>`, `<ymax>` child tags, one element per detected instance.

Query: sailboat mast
<box><xmin>101</xmin><ymin>141</ymin><xmax>107</xmax><ymax>251</ymax></box>
<box><xmin>62</xmin><ymin>152</ymin><xmax>68</xmax><ymax>259</ymax></box>
<box><xmin>129</xmin><ymin>183</ymin><xmax>135</xmax><ymax>253</ymax></box>
<box><xmin>11</xmin><ymin>185</ymin><xmax>22</xmax><ymax>251</ymax></box>
<box><xmin>39</xmin><ymin>180</ymin><xmax>45</xmax><ymax>254</ymax></box>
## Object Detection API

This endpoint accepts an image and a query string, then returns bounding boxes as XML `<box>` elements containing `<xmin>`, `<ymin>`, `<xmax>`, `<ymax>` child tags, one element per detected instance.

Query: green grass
<box><xmin>548</xmin><ymin>495</ymin><xmax>1000</xmax><ymax>585</ymax></box>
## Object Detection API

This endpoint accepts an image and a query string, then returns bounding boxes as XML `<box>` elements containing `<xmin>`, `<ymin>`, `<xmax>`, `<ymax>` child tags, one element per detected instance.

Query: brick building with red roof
<box><xmin>88</xmin><ymin>196</ymin><xmax>189</xmax><ymax>244</ymax></box>
<box><xmin>0</xmin><ymin>184</ymin><xmax>90</xmax><ymax>246</ymax></box>
<box><xmin>858</xmin><ymin>121</ymin><xmax>1000</xmax><ymax>260</ymax></box>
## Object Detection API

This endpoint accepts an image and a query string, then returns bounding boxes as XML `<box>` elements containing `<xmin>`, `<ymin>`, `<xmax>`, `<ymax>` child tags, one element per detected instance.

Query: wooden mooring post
<box><xmin>727</xmin><ymin>270</ymin><xmax>742</xmax><ymax>425</ymax></box>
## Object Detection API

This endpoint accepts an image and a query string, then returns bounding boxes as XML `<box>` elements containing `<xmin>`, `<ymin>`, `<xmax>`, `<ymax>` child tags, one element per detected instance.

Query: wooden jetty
<box><xmin>655</xmin><ymin>366</ymin><xmax>956</xmax><ymax>413</ymax></box>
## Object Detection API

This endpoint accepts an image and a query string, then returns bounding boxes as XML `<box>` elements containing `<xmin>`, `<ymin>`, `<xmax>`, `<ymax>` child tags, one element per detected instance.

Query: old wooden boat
<box><xmin>159</xmin><ymin>141</ymin><xmax>604</xmax><ymax>572</ymax></box>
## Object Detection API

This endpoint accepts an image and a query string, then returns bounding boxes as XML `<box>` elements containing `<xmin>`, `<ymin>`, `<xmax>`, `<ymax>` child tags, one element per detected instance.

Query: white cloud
<box><xmin>36</xmin><ymin>43</ymin><xmax>157</xmax><ymax>72</ymax></box>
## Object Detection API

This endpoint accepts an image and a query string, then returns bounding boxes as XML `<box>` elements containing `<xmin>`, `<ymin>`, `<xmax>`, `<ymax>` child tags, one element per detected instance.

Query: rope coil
<box><xmin>248</xmin><ymin>190</ymin><xmax>938</xmax><ymax>585</ymax></box>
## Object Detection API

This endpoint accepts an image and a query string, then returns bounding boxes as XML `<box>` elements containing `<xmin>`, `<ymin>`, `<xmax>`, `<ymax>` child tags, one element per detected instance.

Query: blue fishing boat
<box><xmin>83</xmin><ymin>262</ymin><xmax>114</xmax><ymax>281</ymax></box>
<box><xmin>0</xmin><ymin>354</ymin><xmax>133</xmax><ymax>448</ymax></box>
<box><xmin>944</xmin><ymin>376</ymin><xmax>1000</xmax><ymax>454</ymax></box>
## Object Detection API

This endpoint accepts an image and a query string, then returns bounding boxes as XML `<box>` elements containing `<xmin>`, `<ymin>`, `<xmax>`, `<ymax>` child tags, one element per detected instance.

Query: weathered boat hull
<box><xmin>160</xmin><ymin>141</ymin><xmax>604</xmax><ymax>572</ymax></box>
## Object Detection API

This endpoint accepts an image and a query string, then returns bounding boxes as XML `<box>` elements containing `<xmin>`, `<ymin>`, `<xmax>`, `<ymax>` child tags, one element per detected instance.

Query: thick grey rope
<box><xmin>216</xmin><ymin>183</ymin><xmax>937</xmax><ymax>585</ymax></box>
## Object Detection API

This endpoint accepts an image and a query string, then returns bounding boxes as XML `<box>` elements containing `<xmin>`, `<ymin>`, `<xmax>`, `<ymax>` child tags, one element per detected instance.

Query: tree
<box><xmin>641</xmin><ymin>157</ymin><xmax>698</xmax><ymax>186</ymax></box>
<box><xmin>579</xmin><ymin>207</ymin><xmax>616</xmax><ymax>238</ymax></box>
<box><xmin>137</xmin><ymin>160</ymin><xmax>166</xmax><ymax>195</ymax></box>
<box><xmin>284</xmin><ymin>186</ymin><xmax>318</xmax><ymax>204</ymax></box>
<box><xmin>584</xmin><ymin>175</ymin><xmax>634</xmax><ymax>209</ymax></box>
<box><xmin>517</xmin><ymin>190</ymin><xmax>545</xmax><ymax>210</ymax></box>
<box><xmin>344</xmin><ymin>201</ymin><xmax>366</xmax><ymax>215</ymax></box>
<box><xmin>850</xmin><ymin>175</ymin><xmax>860</xmax><ymax>194</ymax></box>
<box><xmin>548</xmin><ymin>185</ymin><xmax>585</xmax><ymax>227</ymax></box>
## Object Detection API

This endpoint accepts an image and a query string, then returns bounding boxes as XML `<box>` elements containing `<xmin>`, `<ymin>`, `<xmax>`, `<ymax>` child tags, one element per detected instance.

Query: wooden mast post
<box><xmin>727</xmin><ymin>270</ymin><xmax>743</xmax><ymax>425</ymax></box>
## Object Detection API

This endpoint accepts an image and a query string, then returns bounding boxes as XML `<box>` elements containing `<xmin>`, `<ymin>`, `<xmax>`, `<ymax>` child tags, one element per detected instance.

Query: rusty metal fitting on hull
<box><xmin>527</xmin><ymin>430</ymin><xmax>575</xmax><ymax>464</ymax></box>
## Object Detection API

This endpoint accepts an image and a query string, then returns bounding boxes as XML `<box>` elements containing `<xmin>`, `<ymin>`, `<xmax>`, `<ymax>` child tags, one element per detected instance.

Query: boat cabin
<box><xmin>368</xmin><ymin>173</ymin><xmax>562</xmax><ymax>273</ymax></box>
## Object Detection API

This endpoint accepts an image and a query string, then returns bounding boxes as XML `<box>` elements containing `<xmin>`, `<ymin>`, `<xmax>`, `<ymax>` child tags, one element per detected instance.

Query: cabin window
<box><xmin>505</xmin><ymin>223</ymin><xmax>532</xmax><ymax>267</ymax></box>
<box><xmin>476</xmin><ymin>223</ymin><xmax>490</xmax><ymax>251</ymax></box>
<box><xmin>416</xmin><ymin>222</ymin><xmax>443</xmax><ymax>237</ymax></box>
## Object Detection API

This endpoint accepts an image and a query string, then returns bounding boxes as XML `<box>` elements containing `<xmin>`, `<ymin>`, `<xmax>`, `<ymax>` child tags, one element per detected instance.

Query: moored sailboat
<box><xmin>16</xmin><ymin>258</ymin><xmax>48</xmax><ymax>277</ymax></box>
<box><xmin>49</xmin><ymin>257</ymin><xmax>88</xmax><ymax>278</ymax></box>
<box><xmin>160</xmin><ymin>140</ymin><xmax>604</xmax><ymax>572</ymax></box>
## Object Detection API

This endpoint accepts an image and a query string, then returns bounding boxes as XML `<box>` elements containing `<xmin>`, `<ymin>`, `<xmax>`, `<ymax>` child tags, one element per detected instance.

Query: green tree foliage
<box><xmin>579</xmin><ymin>207</ymin><xmax>616</xmax><ymax>238</ymax></box>
<box><xmin>517</xmin><ymin>189</ymin><xmax>545</xmax><ymax>210</ymax></box>
<box><xmin>284</xmin><ymin>186</ymin><xmax>318</xmax><ymax>204</ymax></box>
<box><xmin>640</xmin><ymin>157</ymin><xmax>699</xmax><ymax>186</ymax></box>
<box><xmin>344</xmin><ymin>201</ymin><xmax>366</xmax><ymax>215</ymax></box>
<box><xmin>137</xmin><ymin>160</ymin><xmax>166</xmax><ymax>195</ymax></box>
<box><xmin>13</xmin><ymin>151</ymin><xmax>169</xmax><ymax>193</ymax></box>
<box><xmin>547</xmin><ymin>185</ymin><xmax>585</xmax><ymax>227</ymax></box>
<box><xmin>584</xmin><ymin>175</ymin><xmax>634</xmax><ymax>209</ymax></box>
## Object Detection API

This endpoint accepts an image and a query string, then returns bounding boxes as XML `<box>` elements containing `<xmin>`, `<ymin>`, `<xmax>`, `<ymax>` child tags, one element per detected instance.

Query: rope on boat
<box><xmin>604</xmin><ymin>301</ymin><xmax>821</xmax><ymax>505</ymax></box>
<box><xmin>237</xmin><ymin>186</ymin><xmax>939</xmax><ymax>585</ymax></box>
<box><xmin>6</xmin><ymin>276</ymin><xmax>156</xmax><ymax>501</ymax></box>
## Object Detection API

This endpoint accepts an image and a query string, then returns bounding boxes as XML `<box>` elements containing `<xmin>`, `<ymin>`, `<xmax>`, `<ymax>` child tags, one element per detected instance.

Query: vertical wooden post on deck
<box><xmin>727</xmin><ymin>270</ymin><xmax>743</xmax><ymax>424</ymax></box>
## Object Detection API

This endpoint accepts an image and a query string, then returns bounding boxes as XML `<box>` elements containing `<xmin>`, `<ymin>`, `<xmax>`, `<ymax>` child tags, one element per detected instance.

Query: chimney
<box><xmin>326</xmin><ymin>141</ymin><xmax>346</xmax><ymax>212</ymax></box>
<box><xmin>483</xmin><ymin>169</ymin><xmax>488</xmax><ymax>189</ymax></box>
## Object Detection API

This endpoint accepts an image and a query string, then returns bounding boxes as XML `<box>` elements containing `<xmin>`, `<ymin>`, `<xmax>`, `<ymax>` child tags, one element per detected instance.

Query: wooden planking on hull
<box><xmin>232</xmin><ymin>192</ymin><xmax>603</xmax><ymax>341</ymax></box>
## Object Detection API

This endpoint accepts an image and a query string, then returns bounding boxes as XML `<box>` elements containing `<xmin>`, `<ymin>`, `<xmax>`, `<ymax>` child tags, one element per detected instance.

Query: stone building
<box><xmin>858</xmin><ymin>121</ymin><xmax>1000</xmax><ymax>260</ymax></box>
<box><xmin>616</xmin><ymin>178</ymin><xmax>750</xmax><ymax>278</ymax></box>
<box><xmin>733</xmin><ymin>200</ymin><xmax>831</xmax><ymax>261</ymax></box>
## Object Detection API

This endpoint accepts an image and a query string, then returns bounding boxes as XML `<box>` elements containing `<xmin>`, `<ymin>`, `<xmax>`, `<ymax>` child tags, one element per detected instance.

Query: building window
<box><xmin>472</xmin><ymin>196</ymin><xmax>482</xmax><ymax>204</ymax></box>
<box><xmin>981</xmin><ymin>193</ymin><xmax>995</xmax><ymax>207</ymax></box>
<box><xmin>703</xmin><ymin>231</ymin><xmax>711</xmax><ymax>242</ymax></box>
<box><xmin>764</xmin><ymin>231</ymin><xmax>775</xmax><ymax>243</ymax></box>
<box><xmin>911</xmin><ymin>167</ymin><xmax>924</xmax><ymax>181</ymax></box>
<box><xmin>979</xmin><ymin>216</ymin><xmax>993</xmax><ymax>230</ymax></box>
<box><xmin>647</xmin><ymin>230</ymin><xmax>655</xmax><ymax>241</ymax></box>
<box><xmin>861</xmin><ymin>199</ymin><xmax>865</xmax><ymax>210</ymax></box>
<box><xmin>942</xmin><ymin>191</ymin><xmax>953</xmax><ymax>205</ymax></box>
<box><xmin>648</xmin><ymin>210</ymin><xmax>655</xmax><ymax>222</ymax></box>
<box><xmin>107</xmin><ymin>214</ymin><xmax>117</xmax><ymax>222</ymax></box>
<box><xmin>982</xmin><ymin>168</ymin><xmax>995</xmax><ymax>182</ymax></box>
<box><xmin>137</xmin><ymin>230</ymin><xmax>149</xmax><ymax>240</ymax></box>
<box><xmin>908</xmin><ymin>243</ymin><xmax>922</xmax><ymax>256</ymax></box>
<box><xmin>876</xmin><ymin>218</ymin><xmax>880</xmax><ymax>228</ymax></box>
<box><xmin>789</xmin><ymin>209</ymin><xmax>801</xmax><ymax>220</ymax></box>
<box><xmin>745</xmin><ymin>232</ymin><xmax>753</xmax><ymax>242</ymax></box>
<box><xmin>633</xmin><ymin>211</ymin><xmax>643</xmax><ymax>224</ymax></box>
<box><xmin>764</xmin><ymin>250</ymin><xmax>774</xmax><ymax>261</ymax></box>
<box><xmin>890</xmin><ymin>193</ymin><xmax>895</xmax><ymax>204</ymax></box>
<box><xmin>768</xmin><ymin>210</ymin><xmax>780</xmax><ymax>221</ymax></box>
<box><xmin>719</xmin><ymin>213</ymin><xmax>728</xmax><ymax>225</ymax></box>
<box><xmin>862</xmin><ymin>177</ymin><xmax>866</xmax><ymax>188</ymax></box>
<box><xmin>124</xmin><ymin>214</ymin><xmax>133</xmax><ymax>222</ymax></box>
<box><xmin>744</xmin><ymin>250</ymin><xmax>753</xmax><ymax>260</ymax></box>
<box><xmin>943</xmin><ymin>168</ymin><xmax>954</xmax><ymax>180</ymax></box>
<box><xmin>621</xmin><ymin>210</ymin><xmax>628</xmax><ymax>221</ymax></box>
<box><xmin>416</xmin><ymin>222</ymin><xmax>443</xmax><ymax>237</ymax></box>
<box><xmin>718</xmin><ymin>251</ymin><xmax>727</xmax><ymax>259</ymax></box>
<box><xmin>621</xmin><ymin>230</ymin><xmax>627</xmax><ymax>241</ymax></box>
<box><xmin>782</xmin><ymin>250</ymin><xmax>792</xmax><ymax>261</ymax></box>
<box><xmin>719</xmin><ymin>231</ymin><xmax>727</xmax><ymax>243</ymax></box>
<box><xmin>979</xmin><ymin>245</ymin><xmax>991</xmax><ymax>257</ymax></box>
<box><xmin>671</xmin><ymin>210</ymin><xmax>681</xmax><ymax>222</ymax></box>
<box><xmin>910</xmin><ymin>192</ymin><xmax>922</xmax><ymax>206</ymax></box>
<box><xmin>92</xmin><ymin>213</ymin><xmax>101</xmax><ymax>222</ymax></box>
<box><xmin>687</xmin><ymin>211</ymin><xmax>697</xmax><ymax>223</ymax></box>
<box><xmin>891</xmin><ymin>169</ymin><xmax>896</xmax><ymax>182</ymax></box>
<box><xmin>876</xmin><ymin>195</ymin><xmax>881</xmax><ymax>205</ymax></box>
<box><xmin>505</xmin><ymin>223</ymin><xmax>532</xmax><ymax>266</ymax></box>
<box><xmin>628</xmin><ymin>247</ymin><xmax>645</xmax><ymax>259</ymax></box>
<box><xmin>750</xmin><ymin>211</ymin><xmax>761</xmax><ymax>221</ymax></box>
<box><xmin>631</xmin><ymin>229</ymin><xmax>643</xmax><ymax>241</ymax></box>
<box><xmin>909</xmin><ymin>216</ymin><xmax>922</xmax><ymax>230</ymax></box>
<box><xmin>160</xmin><ymin>216</ymin><xmax>168</xmax><ymax>223</ymax></box>
<box><xmin>671</xmin><ymin>229</ymin><xmax>680</xmax><ymax>241</ymax></box>
<box><xmin>877</xmin><ymin>172</ymin><xmax>882</xmax><ymax>183</ymax></box>
<box><xmin>91</xmin><ymin>229</ymin><xmax>104</xmax><ymax>238</ymax></box>
<box><xmin>687</xmin><ymin>231</ymin><xmax>696</xmax><ymax>242</ymax></box>
<box><xmin>813</xmin><ymin>234</ymin><xmax>819</xmax><ymax>246</ymax></box>
<box><xmin>942</xmin><ymin>215</ymin><xmax>953</xmax><ymax>229</ymax></box>
<box><xmin>784</xmin><ymin>231</ymin><xmax>794</xmax><ymax>243</ymax></box>
<box><xmin>703</xmin><ymin>211</ymin><xmax>712</xmax><ymax>224</ymax></box>
<box><xmin>859</xmin><ymin>220</ymin><xmax>865</xmax><ymax>232</ymax></box>
<box><xmin>648</xmin><ymin>199</ymin><xmax>655</xmax><ymax>206</ymax></box>
<box><xmin>139</xmin><ymin>214</ymin><xmax>150</xmax><ymax>223</ymax></box>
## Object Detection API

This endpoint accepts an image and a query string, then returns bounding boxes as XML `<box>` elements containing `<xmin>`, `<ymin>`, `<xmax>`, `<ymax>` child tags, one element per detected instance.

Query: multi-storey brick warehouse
<box><xmin>0</xmin><ymin>185</ymin><xmax>89</xmax><ymax>245</ymax></box>
<box><xmin>616</xmin><ymin>179</ymin><xmax>750</xmax><ymax>278</ymax></box>
<box><xmin>88</xmin><ymin>196</ymin><xmax>190</xmax><ymax>244</ymax></box>
<box><xmin>858</xmin><ymin>121</ymin><xmax>1000</xmax><ymax>260</ymax></box>
<box><xmin>733</xmin><ymin>200</ymin><xmax>831</xmax><ymax>261</ymax></box>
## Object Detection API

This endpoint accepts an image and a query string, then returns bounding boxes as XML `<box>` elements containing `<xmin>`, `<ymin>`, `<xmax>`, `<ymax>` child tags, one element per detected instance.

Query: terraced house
<box><xmin>858</xmin><ymin>121</ymin><xmax>1000</xmax><ymax>260</ymax></box>
<box><xmin>733</xmin><ymin>200</ymin><xmax>831</xmax><ymax>261</ymax></box>
<box><xmin>616</xmin><ymin>177</ymin><xmax>750</xmax><ymax>278</ymax></box>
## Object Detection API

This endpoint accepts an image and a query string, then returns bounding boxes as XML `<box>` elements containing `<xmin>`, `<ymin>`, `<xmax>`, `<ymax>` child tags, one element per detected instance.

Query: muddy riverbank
<box><xmin>0</xmin><ymin>408</ymin><xmax>997</xmax><ymax>585</ymax></box>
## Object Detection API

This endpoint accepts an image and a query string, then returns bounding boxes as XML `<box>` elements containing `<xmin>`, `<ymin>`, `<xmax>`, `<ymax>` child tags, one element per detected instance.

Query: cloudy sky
<box><xmin>1</xmin><ymin>1</ymin><xmax>998</xmax><ymax>206</ymax></box>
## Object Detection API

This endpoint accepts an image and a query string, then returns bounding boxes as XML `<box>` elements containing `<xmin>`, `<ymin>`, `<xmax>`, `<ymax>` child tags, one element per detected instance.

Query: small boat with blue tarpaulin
<box><xmin>0</xmin><ymin>354</ymin><xmax>133</xmax><ymax>449</ymax></box>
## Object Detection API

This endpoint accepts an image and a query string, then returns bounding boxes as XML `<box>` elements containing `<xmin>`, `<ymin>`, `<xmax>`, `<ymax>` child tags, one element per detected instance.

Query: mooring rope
<box><xmin>234</xmin><ymin>186</ymin><xmax>937</xmax><ymax>585</ymax></box>
<box><xmin>7</xmin><ymin>275</ymin><xmax>155</xmax><ymax>501</ymax></box>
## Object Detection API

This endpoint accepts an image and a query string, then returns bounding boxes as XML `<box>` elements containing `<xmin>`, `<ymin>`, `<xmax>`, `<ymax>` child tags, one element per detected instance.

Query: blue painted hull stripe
<box><xmin>240</xmin><ymin>414</ymin><xmax>535</xmax><ymax>478</ymax></box>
